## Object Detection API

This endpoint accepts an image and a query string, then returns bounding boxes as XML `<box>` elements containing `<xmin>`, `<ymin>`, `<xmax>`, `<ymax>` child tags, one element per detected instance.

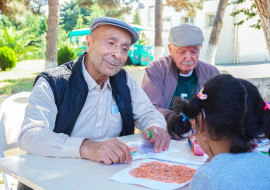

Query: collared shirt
<box><xmin>18</xmin><ymin>56</ymin><xmax>166</xmax><ymax>158</ymax></box>
<box><xmin>142</xmin><ymin>55</ymin><xmax>219</xmax><ymax>119</ymax></box>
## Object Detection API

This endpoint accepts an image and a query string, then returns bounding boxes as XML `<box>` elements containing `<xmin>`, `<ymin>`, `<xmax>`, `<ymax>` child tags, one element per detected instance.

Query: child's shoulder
<box><xmin>202</xmin><ymin>152</ymin><xmax>270</xmax><ymax>171</ymax></box>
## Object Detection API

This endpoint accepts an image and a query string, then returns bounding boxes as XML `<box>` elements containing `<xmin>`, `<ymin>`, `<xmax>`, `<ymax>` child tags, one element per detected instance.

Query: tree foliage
<box><xmin>60</xmin><ymin>0</ymin><xmax>89</xmax><ymax>32</ymax></box>
<box><xmin>0</xmin><ymin>27</ymin><xmax>40</xmax><ymax>61</ymax></box>
<box><xmin>229</xmin><ymin>0</ymin><xmax>261</xmax><ymax>29</ymax></box>
<box><xmin>0</xmin><ymin>0</ymin><xmax>47</xmax><ymax>22</ymax></box>
<box><xmin>0</xmin><ymin>13</ymin><xmax>47</xmax><ymax>58</ymax></box>
<box><xmin>132</xmin><ymin>11</ymin><xmax>141</xmax><ymax>25</ymax></box>
<box><xmin>166</xmin><ymin>0</ymin><xmax>204</xmax><ymax>17</ymax></box>
<box><xmin>60</xmin><ymin>0</ymin><xmax>131</xmax><ymax>33</ymax></box>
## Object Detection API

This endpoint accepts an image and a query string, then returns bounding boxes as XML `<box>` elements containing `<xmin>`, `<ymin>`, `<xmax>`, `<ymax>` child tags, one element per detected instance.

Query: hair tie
<box><xmin>264</xmin><ymin>101</ymin><xmax>270</xmax><ymax>111</ymax></box>
<box><xmin>197</xmin><ymin>86</ymin><xmax>207</xmax><ymax>100</ymax></box>
<box><xmin>180</xmin><ymin>113</ymin><xmax>190</xmax><ymax>122</ymax></box>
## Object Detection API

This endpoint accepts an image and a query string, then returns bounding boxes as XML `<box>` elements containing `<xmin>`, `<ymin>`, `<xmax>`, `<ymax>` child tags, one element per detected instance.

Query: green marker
<box><xmin>260</xmin><ymin>151</ymin><xmax>269</xmax><ymax>156</ymax></box>
<box><xmin>149</xmin><ymin>130</ymin><xmax>152</xmax><ymax>139</ymax></box>
<box><xmin>131</xmin><ymin>151</ymin><xmax>137</xmax><ymax>156</ymax></box>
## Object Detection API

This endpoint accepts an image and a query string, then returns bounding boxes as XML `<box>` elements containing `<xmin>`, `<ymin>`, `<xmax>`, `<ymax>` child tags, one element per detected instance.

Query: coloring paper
<box><xmin>110</xmin><ymin>159</ymin><xmax>198</xmax><ymax>190</ymax></box>
<box><xmin>127</xmin><ymin>140</ymin><xmax>179</xmax><ymax>160</ymax></box>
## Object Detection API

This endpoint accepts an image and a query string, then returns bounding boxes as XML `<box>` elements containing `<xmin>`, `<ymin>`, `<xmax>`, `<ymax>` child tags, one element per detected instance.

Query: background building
<box><xmin>136</xmin><ymin>0</ymin><xmax>269</xmax><ymax>65</ymax></box>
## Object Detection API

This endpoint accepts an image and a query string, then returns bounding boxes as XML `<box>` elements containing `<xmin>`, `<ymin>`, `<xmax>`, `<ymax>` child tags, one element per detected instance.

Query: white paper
<box><xmin>127</xmin><ymin>140</ymin><xmax>179</xmax><ymax>160</ymax></box>
<box><xmin>110</xmin><ymin>159</ymin><xmax>198</xmax><ymax>190</ymax></box>
<box><xmin>150</xmin><ymin>155</ymin><xmax>205</xmax><ymax>166</ymax></box>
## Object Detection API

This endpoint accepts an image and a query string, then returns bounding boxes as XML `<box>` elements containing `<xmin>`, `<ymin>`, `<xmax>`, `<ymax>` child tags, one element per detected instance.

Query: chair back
<box><xmin>0</xmin><ymin>92</ymin><xmax>30</xmax><ymax>156</ymax></box>
<box><xmin>0</xmin><ymin>92</ymin><xmax>30</xmax><ymax>190</ymax></box>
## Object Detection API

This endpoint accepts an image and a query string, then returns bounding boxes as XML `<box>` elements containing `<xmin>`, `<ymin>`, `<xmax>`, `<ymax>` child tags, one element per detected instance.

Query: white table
<box><xmin>0</xmin><ymin>134</ymin><xmax>207</xmax><ymax>190</ymax></box>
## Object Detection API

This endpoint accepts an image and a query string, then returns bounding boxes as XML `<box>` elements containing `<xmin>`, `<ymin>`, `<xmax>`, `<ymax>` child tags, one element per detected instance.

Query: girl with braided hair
<box><xmin>168</xmin><ymin>74</ymin><xmax>270</xmax><ymax>189</ymax></box>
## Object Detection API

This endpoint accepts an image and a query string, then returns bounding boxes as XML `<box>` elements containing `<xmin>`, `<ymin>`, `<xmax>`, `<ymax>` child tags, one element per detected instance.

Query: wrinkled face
<box><xmin>86</xmin><ymin>25</ymin><xmax>131</xmax><ymax>77</ymax></box>
<box><xmin>168</xmin><ymin>44</ymin><xmax>202</xmax><ymax>74</ymax></box>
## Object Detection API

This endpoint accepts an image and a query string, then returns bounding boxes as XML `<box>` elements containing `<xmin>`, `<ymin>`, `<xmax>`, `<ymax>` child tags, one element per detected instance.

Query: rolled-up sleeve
<box><xmin>126</xmin><ymin>73</ymin><xmax>167</xmax><ymax>131</ymax></box>
<box><xmin>17</xmin><ymin>77</ymin><xmax>84</xmax><ymax>158</ymax></box>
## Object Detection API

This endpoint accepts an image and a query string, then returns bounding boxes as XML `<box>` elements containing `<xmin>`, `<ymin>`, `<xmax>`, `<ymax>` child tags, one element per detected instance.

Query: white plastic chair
<box><xmin>0</xmin><ymin>92</ymin><xmax>31</xmax><ymax>190</ymax></box>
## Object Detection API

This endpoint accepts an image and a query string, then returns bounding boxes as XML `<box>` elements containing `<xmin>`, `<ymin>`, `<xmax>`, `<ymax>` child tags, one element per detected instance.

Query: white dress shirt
<box><xmin>18</xmin><ymin>56</ymin><xmax>166</xmax><ymax>158</ymax></box>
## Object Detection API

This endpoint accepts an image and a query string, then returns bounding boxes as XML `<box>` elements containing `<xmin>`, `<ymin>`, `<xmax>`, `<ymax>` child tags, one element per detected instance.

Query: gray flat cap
<box><xmin>168</xmin><ymin>24</ymin><xmax>204</xmax><ymax>47</ymax></box>
<box><xmin>90</xmin><ymin>17</ymin><xmax>139</xmax><ymax>45</ymax></box>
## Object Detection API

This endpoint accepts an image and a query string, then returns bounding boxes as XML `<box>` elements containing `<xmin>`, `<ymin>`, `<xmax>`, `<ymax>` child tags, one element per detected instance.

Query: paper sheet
<box><xmin>110</xmin><ymin>159</ymin><xmax>198</xmax><ymax>190</ymax></box>
<box><xmin>150</xmin><ymin>155</ymin><xmax>205</xmax><ymax>166</ymax></box>
<box><xmin>127</xmin><ymin>140</ymin><xmax>179</xmax><ymax>160</ymax></box>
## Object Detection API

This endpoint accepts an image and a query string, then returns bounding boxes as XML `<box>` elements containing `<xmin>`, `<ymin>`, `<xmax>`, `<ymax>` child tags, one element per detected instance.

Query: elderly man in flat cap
<box><xmin>142</xmin><ymin>24</ymin><xmax>219</xmax><ymax>136</ymax></box>
<box><xmin>18</xmin><ymin>17</ymin><xmax>170</xmax><ymax>167</ymax></box>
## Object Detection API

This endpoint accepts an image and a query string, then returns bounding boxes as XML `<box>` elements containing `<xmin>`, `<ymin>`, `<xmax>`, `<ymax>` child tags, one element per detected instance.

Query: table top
<box><xmin>0</xmin><ymin>134</ymin><xmax>207</xmax><ymax>190</ymax></box>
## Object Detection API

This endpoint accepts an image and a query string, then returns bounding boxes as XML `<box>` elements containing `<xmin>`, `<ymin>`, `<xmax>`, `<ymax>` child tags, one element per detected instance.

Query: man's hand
<box><xmin>143</xmin><ymin>126</ymin><xmax>171</xmax><ymax>153</ymax></box>
<box><xmin>79</xmin><ymin>138</ymin><xmax>132</xmax><ymax>165</ymax></box>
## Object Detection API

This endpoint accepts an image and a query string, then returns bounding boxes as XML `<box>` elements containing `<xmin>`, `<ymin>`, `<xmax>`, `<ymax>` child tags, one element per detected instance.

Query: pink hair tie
<box><xmin>264</xmin><ymin>101</ymin><xmax>270</xmax><ymax>111</ymax></box>
<box><xmin>197</xmin><ymin>87</ymin><xmax>207</xmax><ymax>100</ymax></box>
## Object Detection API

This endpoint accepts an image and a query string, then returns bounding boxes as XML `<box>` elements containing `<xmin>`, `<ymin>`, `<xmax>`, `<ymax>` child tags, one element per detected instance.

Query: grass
<box><xmin>0</xmin><ymin>60</ymin><xmax>146</xmax><ymax>96</ymax></box>
<box><xmin>0</xmin><ymin>60</ymin><xmax>45</xmax><ymax>96</ymax></box>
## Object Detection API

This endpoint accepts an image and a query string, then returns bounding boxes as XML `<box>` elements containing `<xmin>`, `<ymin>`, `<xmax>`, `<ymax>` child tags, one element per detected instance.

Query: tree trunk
<box><xmin>254</xmin><ymin>0</ymin><xmax>270</xmax><ymax>55</ymax></box>
<box><xmin>45</xmin><ymin>0</ymin><xmax>60</xmax><ymax>70</ymax></box>
<box><xmin>154</xmin><ymin>0</ymin><xmax>163</xmax><ymax>60</ymax></box>
<box><xmin>205</xmin><ymin>0</ymin><xmax>229</xmax><ymax>65</ymax></box>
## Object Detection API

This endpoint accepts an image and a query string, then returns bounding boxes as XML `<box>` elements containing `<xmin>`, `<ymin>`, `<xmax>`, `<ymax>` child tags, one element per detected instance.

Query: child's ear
<box><xmin>198</xmin><ymin>113</ymin><xmax>206</xmax><ymax>134</ymax></box>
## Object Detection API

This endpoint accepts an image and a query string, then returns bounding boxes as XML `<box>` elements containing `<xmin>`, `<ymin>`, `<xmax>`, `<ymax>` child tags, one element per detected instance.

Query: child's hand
<box><xmin>203</xmin><ymin>136</ymin><xmax>214</xmax><ymax>162</ymax></box>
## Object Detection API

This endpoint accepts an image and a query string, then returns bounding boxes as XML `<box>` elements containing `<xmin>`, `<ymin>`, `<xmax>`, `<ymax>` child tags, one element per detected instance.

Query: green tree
<box><xmin>132</xmin><ymin>11</ymin><xmax>141</xmax><ymax>25</ymax></box>
<box><xmin>166</xmin><ymin>0</ymin><xmax>204</xmax><ymax>17</ymax></box>
<box><xmin>0</xmin><ymin>27</ymin><xmax>40</xmax><ymax>61</ymax></box>
<box><xmin>74</xmin><ymin>14</ymin><xmax>87</xmax><ymax>29</ymax></box>
<box><xmin>0</xmin><ymin>15</ymin><xmax>17</xmax><ymax>29</ymax></box>
<box><xmin>0</xmin><ymin>0</ymin><xmax>48</xmax><ymax>22</ymax></box>
<box><xmin>20</xmin><ymin>14</ymin><xmax>47</xmax><ymax>36</ymax></box>
<box><xmin>229</xmin><ymin>0</ymin><xmax>260</xmax><ymax>28</ymax></box>
<box><xmin>60</xmin><ymin>0</ymin><xmax>131</xmax><ymax>33</ymax></box>
<box><xmin>86</xmin><ymin>3</ymin><xmax>105</xmax><ymax>26</ymax></box>
<box><xmin>229</xmin><ymin>0</ymin><xmax>270</xmax><ymax>55</ymax></box>
<box><xmin>60</xmin><ymin>0</ymin><xmax>85</xmax><ymax>32</ymax></box>
<box><xmin>79</xmin><ymin>0</ymin><xmax>131</xmax><ymax>17</ymax></box>
<box><xmin>58</xmin><ymin>26</ymin><xmax>69</xmax><ymax>48</ymax></box>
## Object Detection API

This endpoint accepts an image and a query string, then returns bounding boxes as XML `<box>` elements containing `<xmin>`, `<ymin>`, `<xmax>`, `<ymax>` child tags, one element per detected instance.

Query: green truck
<box><xmin>69</xmin><ymin>24</ymin><xmax>154</xmax><ymax>66</ymax></box>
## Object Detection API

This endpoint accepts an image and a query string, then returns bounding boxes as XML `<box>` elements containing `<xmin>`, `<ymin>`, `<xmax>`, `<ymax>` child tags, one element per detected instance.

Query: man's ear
<box><xmin>86</xmin><ymin>35</ymin><xmax>90</xmax><ymax>47</ymax></box>
<box><xmin>198</xmin><ymin>113</ymin><xmax>206</xmax><ymax>134</ymax></box>
<box><xmin>167</xmin><ymin>44</ymin><xmax>172</xmax><ymax>53</ymax></box>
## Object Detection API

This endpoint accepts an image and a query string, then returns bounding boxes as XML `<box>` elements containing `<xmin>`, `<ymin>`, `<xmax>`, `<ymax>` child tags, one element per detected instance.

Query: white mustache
<box><xmin>182</xmin><ymin>61</ymin><xmax>194</xmax><ymax>65</ymax></box>
<box><xmin>104</xmin><ymin>58</ymin><xmax>120</xmax><ymax>66</ymax></box>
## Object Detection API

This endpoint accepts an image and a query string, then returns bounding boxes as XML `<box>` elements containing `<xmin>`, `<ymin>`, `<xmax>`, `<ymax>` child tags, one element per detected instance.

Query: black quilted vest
<box><xmin>34</xmin><ymin>53</ymin><xmax>135</xmax><ymax>136</ymax></box>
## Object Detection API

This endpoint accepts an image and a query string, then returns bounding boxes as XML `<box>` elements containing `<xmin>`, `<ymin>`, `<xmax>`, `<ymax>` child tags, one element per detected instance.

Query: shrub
<box><xmin>0</xmin><ymin>46</ymin><xmax>16</xmax><ymax>71</ymax></box>
<box><xmin>57</xmin><ymin>45</ymin><xmax>76</xmax><ymax>66</ymax></box>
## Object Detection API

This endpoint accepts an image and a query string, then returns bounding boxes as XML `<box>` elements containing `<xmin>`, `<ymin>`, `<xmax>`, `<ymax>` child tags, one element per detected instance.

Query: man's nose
<box><xmin>184</xmin><ymin>51</ymin><xmax>192</xmax><ymax>62</ymax></box>
<box><xmin>112</xmin><ymin>46</ymin><xmax>122</xmax><ymax>59</ymax></box>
